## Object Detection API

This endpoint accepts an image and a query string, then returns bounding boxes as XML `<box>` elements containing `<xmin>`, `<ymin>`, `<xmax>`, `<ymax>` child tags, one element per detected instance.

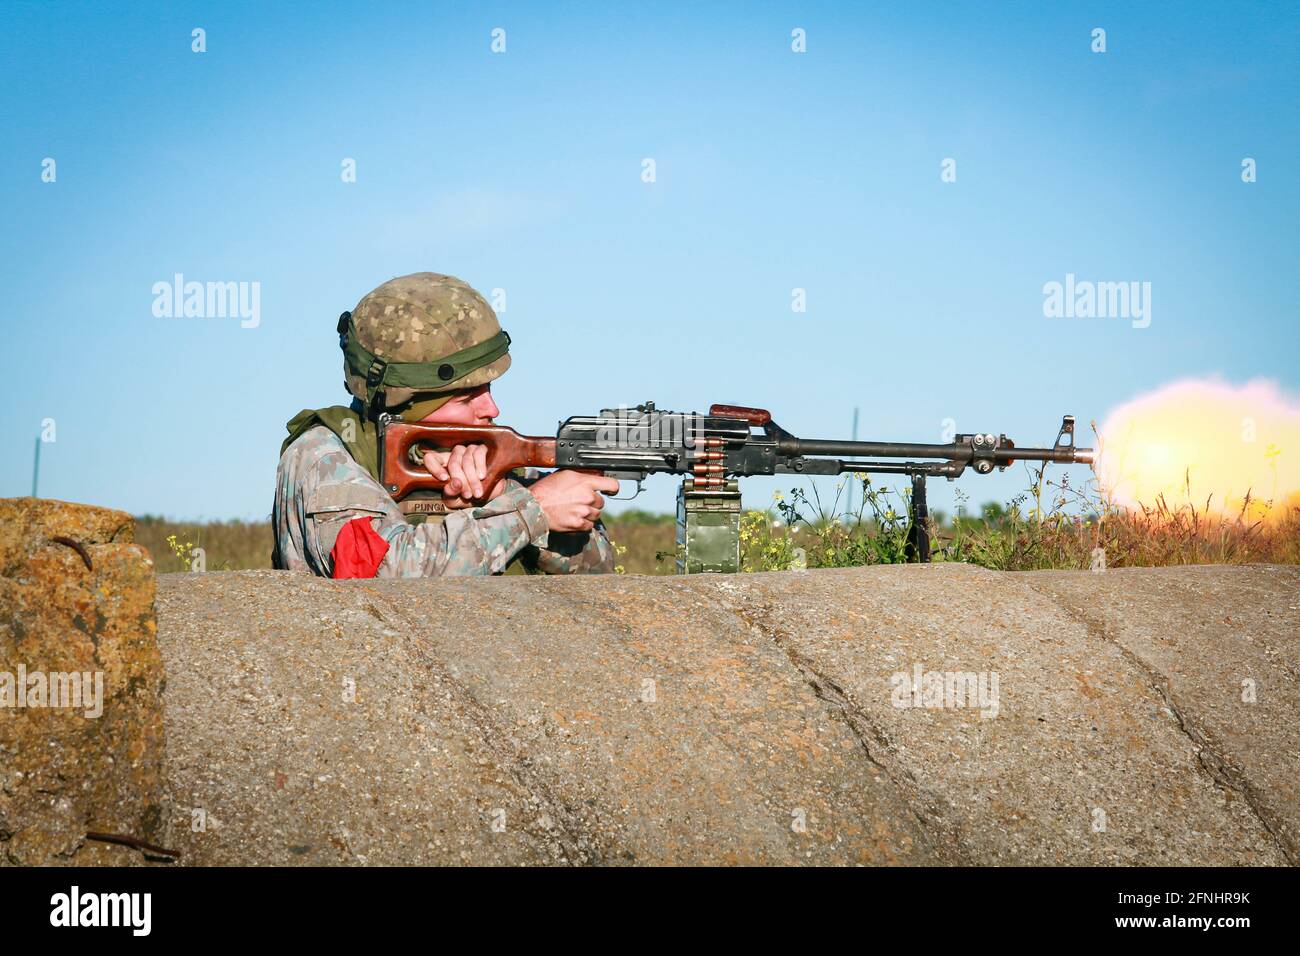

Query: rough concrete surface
<box><xmin>153</xmin><ymin>563</ymin><xmax>1298</xmax><ymax>866</ymax></box>
<box><xmin>1018</xmin><ymin>565</ymin><xmax>1299</xmax><ymax>864</ymax></box>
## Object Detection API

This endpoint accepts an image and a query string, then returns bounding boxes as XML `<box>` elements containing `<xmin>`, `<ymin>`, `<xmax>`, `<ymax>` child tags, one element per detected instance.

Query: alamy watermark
<box><xmin>1</xmin><ymin>665</ymin><xmax>103</xmax><ymax>718</ymax></box>
<box><xmin>890</xmin><ymin>664</ymin><xmax>1000</xmax><ymax>718</ymax></box>
<box><xmin>152</xmin><ymin>273</ymin><xmax>260</xmax><ymax>328</ymax></box>
<box><xmin>50</xmin><ymin>886</ymin><xmax>150</xmax><ymax>936</ymax></box>
<box><xmin>595</xmin><ymin>406</ymin><xmax>706</xmax><ymax>452</ymax></box>
<box><xmin>1042</xmin><ymin>273</ymin><xmax>1150</xmax><ymax>329</ymax></box>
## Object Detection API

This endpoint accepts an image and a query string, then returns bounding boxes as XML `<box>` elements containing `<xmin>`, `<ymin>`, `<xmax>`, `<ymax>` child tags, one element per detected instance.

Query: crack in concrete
<box><xmin>1022</xmin><ymin>580</ymin><xmax>1297</xmax><ymax>866</ymax></box>
<box><xmin>364</xmin><ymin>591</ymin><xmax>617</xmax><ymax>866</ymax></box>
<box><xmin>729</xmin><ymin>597</ymin><xmax>971</xmax><ymax>865</ymax></box>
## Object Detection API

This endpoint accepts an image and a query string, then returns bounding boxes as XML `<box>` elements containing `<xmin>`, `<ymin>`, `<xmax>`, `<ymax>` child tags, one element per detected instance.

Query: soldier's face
<box><xmin>422</xmin><ymin>385</ymin><xmax>499</xmax><ymax>425</ymax></box>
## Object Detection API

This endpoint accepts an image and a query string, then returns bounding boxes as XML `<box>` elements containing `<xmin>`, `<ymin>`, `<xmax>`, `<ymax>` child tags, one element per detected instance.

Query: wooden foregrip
<box><xmin>709</xmin><ymin>403</ymin><xmax>771</xmax><ymax>426</ymax></box>
<box><xmin>381</xmin><ymin>422</ymin><xmax>558</xmax><ymax>501</ymax></box>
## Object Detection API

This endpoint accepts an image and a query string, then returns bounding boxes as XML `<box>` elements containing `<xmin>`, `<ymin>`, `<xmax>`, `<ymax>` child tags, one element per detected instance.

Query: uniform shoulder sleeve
<box><xmin>274</xmin><ymin>426</ymin><xmax>401</xmax><ymax>575</ymax></box>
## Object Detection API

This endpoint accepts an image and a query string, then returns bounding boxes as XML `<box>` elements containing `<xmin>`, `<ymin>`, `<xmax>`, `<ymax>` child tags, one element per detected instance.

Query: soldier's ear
<box><xmin>337</xmin><ymin>311</ymin><xmax>351</xmax><ymax>335</ymax></box>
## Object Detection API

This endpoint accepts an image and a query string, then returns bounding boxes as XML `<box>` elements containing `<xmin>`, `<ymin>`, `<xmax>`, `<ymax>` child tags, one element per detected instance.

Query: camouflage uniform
<box><xmin>273</xmin><ymin>425</ymin><xmax>615</xmax><ymax>576</ymax></box>
<box><xmin>272</xmin><ymin>272</ymin><xmax>615</xmax><ymax>577</ymax></box>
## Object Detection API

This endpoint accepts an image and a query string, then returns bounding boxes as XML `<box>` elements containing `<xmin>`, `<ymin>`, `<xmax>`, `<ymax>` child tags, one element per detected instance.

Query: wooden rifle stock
<box><xmin>379</xmin><ymin>421</ymin><xmax>558</xmax><ymax>501</ymax></box>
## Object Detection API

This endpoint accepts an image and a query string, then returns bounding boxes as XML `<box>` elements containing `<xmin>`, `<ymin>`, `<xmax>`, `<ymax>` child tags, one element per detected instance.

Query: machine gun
<box><xmin>378</xmin><ymin>402</ymin><xmax>1095</xmax><ymax>572</ymax></box>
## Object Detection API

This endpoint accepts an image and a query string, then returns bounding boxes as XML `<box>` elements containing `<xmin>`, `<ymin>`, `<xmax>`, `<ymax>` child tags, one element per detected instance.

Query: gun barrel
<box><xmin>1008</xmin><ymin>446</ymin><xmax>1096</xmax><ymax>465</ymax></box>
<box><xmin>787</xmin><ymin>438</ymin><xmax>1092</xmax><ymax>465</ymax></box>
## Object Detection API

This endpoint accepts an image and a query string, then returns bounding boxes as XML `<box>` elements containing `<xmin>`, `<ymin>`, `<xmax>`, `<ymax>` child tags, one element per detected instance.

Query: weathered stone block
<box><xmin>0</xmin><ymin>498</ymin><xmax>167</xmax><ymax>865</ymax></box>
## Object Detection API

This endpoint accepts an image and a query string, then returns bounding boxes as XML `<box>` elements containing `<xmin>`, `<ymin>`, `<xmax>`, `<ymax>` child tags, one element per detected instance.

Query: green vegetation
<box><xmin>736</xmin><ymin>470</ymin><xmax>1300</xmax><ymax>572</ymax></box>
<box><xmin>134</xmin><ymin>516</ymin><xmax>272</xmax><ymax>573</ymax></box>
<box><xmin>134</xmin><ymin>471</ymin><xmax>1300</xmax><ymax>575</ymax></box>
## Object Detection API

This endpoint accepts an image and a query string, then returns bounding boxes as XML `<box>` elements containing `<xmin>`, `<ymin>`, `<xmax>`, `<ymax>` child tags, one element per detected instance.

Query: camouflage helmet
<box><xmin>339</xmin><ymin>272</ymin><xmax>511</xmax><ymax>409</ymax></box>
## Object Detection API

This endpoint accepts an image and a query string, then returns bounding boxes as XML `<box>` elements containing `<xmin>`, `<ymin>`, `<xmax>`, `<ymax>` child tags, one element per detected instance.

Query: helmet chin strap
<box><xmin>397</xmin><ymin>392</ymin><xmax>459</xmax><ymax>423</ymax></box>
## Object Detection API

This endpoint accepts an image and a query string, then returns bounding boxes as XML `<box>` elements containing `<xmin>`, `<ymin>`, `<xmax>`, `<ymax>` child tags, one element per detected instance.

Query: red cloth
<box><xmin>331</xmin><ymin>516</ymin><xmax>390</xmax><ymax>579</ymax></box>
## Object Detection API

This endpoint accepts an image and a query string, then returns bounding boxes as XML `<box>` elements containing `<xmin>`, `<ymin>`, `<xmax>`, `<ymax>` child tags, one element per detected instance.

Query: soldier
<box><xmin>273</xmin><ymin>272</ymin><xmax>618</xmax><ymax>577</ymax></box>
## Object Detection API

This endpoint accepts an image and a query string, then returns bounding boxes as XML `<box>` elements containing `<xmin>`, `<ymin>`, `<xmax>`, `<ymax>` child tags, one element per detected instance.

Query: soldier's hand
<box><xmin>529</xmin><ymin>471</ymin><xmax>620</xmax><ymax>533</ymax></box>
<box><xmin>421</xmin><ymin>444</ymin><xmax>506</xmax><ymax>508</ymax></box>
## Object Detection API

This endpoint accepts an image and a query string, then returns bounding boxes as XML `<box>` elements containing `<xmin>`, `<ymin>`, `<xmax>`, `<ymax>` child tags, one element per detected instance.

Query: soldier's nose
<box><xmin>478</xmin><ymin>391</ymin><xmax>500</xmax><ymax>420</ymax></box>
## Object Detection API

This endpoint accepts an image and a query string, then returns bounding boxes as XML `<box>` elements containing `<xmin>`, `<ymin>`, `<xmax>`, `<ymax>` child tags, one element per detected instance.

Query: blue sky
<box><xmin>3</xmin><ymin>0</ymin><xmax>1297</xmax><ymax>519</ymax></box>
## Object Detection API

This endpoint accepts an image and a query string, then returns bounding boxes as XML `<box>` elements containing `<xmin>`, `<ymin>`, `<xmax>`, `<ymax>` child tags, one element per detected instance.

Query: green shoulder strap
<box><xmin>282</xmin><ymin>406</ymin><xmax>381</xmax><ymax>483</ymax></box>
<box><xmin>282</xmin><ymin>407</ymin><xmax>434</xmax><ymax>526</ymax></box>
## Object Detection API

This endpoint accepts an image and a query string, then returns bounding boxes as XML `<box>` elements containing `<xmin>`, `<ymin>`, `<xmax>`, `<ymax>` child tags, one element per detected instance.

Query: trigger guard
<box><xmin>610</xmin><ymin>480</ymin><xmax>644</xmax><ymax>501</ymax></box>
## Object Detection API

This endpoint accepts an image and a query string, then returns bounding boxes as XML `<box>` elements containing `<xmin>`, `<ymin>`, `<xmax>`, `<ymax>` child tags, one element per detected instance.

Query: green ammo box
<box><xmin>675</xmin><ymin>478</ymin><xmax>742</xmax><ymax>574</ymax></box>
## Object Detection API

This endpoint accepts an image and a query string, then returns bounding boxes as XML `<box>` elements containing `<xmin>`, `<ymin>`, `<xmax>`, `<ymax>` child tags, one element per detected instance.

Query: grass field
<box><xmin>134</xmin><ymin>475</ymin><xmax>1300</xmax><ymax>576</ymax></box>
<box><xmin>133</xmin><ymin>511</ymin><xmax>679</xmax><ymax>575</ymax></box>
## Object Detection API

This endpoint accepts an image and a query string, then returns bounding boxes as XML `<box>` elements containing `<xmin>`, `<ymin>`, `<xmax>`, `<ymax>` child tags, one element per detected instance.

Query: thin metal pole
<box><xmin>31</xmin><ymin>435</ymin><xmax>41</xmax><ymax>498</ymax></box>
